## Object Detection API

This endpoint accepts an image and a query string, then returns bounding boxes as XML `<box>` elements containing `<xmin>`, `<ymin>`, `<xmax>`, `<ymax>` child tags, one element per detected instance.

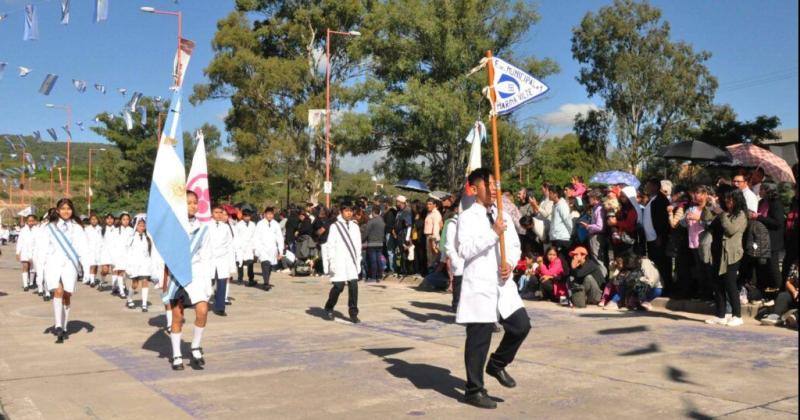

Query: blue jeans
<box><xmin>646</xmin><ymin>287</ymin><xmax>663</xmax><ymax>301</ymax></box>
<box><xmin>367</xmin><ymin>247</ymin><xmax>384</xmax><ymax>280</ymax></box>
<box><xmin>385</xmin><ymin>233</ymin><xmax>396</xmax><ymax>272</ymax></box>
<box><xmin>213</xmin><ymin>271</ymin><xmax>227</xmax><ymax>313</ymax></box>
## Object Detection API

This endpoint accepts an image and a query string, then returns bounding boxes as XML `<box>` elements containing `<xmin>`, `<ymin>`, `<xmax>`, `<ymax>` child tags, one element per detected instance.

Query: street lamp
<box><xmin>324</xmin><ymin>28</ymin><xmax>360</xmax><ymax>208</ymax></box>
<box><xmin>140</xmin><ymin>6</ymin><xmax>183</xmax><ymax>87</ymax></box>
<box><xmin>46</xmin><ymin>103</ymin><xmax>72</xmax><ymax>197</ymax></box>
<box><xmin>87</xmin><ymin>148</ymin><xmax>108</xmax><ymax>214</ymax></box>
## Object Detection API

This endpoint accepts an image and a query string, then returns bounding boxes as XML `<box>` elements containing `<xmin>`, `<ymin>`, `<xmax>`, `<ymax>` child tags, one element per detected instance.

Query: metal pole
<box><xmin>325</xmin><ymin>29</ymin><xmax>332</xmax><ymax>208</ymax></box>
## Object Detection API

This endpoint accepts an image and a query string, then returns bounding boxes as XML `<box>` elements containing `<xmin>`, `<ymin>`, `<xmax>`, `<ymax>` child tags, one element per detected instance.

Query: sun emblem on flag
<box><xmin>170</xmin><ymin>178</ymin><xmax>186</xmax><ymax>201</ymax></box>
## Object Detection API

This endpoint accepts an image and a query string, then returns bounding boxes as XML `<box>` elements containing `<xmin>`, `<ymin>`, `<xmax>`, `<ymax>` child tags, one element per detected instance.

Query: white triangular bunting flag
<box><xmin>491</xmin><ymin>57</ymin><xmax>549</xmax><ymax>115</ymax></box>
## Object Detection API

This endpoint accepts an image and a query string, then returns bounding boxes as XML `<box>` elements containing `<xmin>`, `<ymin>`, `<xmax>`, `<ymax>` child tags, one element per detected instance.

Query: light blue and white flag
<box><xmin>139</xmin><ymin>105</ymin><xmax>147</xmax><ymax>125</ymax></box>
<box><xmin>118</xmin><ymin>87</ymin><xmax>126</xmax><ymax>96</ymax></box>
<box><xmin>16</xmin><ymin>135</ymin><xmax>26</xmax><ymax>146</ymax></box>
<box><xmin>94</xmin><ymin>83</ymin><xmax>106</xmax><ymax>94</ymax></box>
<box><xmin>0</xmin><ymin>62</ymin><xmax>6</xmax><ymax>80</ymax></box>
<box><xmin>62</xmin><ymin>125</ymin><xmax>72</xmax><ymax>139</ymax></box>
<box><xmin>76</xmin><ymin>121</ymin><xmax>84</xmax><ymax>131</ymax></box>
<box><xmin>47</xmin><ymin>128</ymin><xmax>58</xmax><ymax>141</ymax></box>
<box><xmin>72</xmin><ymin>79</ymin><xmax>87</xmax><ymax>92</ymax></box>
<box><xmin>0</xmin><ymin>13</ymin><xmax>8</xmax><ymax>23</ymax></box>
<box><xmin>39</xmin><ymin>73</ymin><xmax>58</xmax><ymax>95</ymax></box>
<box><xmin>124</xmin><ymin>110</ymin><xmax>134</xmax><ymax>130</ymax></box>
<box><xmin>23</xmin><ymin>4</ymin><xmax>38</xmax><ymax>41</ymax></box>
<box><xmin>490</xmin><ymin>57</ymin><xmax>549</xmax><ymax>115</ymax></box>
<box><xmin>128</xmin><ymin>91</ymin><xmax>142</xmax><ymax>112</ymax></box>
<box><xmin>60</xmin><ymin>0</ymin><xmax>70</xmax><ymax>24</ymax></box>
<box><xmin>18</xmin><ymin>66</ymin><xmax>32</xmax><ymax>77</ymax></box>
<box><xmin>4</xmin><ymin>136</ymin><xmax>16</xmax><ymax>150</ymax></box>
<box><xmin>33</xmin><ymin>130</ymin><xmax>41</xmax><ymax>141</ymax></box>
<box><xmin>146</xmin><ymin>88</ymin><xmax>193</xmax><ymax>287</ymax></box>
<box><xmin>94</xmin><ymin>0</ymin><xmax>108</xmax><ymax>23</ymax></box>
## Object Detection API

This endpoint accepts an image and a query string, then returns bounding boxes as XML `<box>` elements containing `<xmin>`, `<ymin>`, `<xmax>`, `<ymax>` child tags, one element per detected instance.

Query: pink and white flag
<box><xmin>187</xmin><ymin>130</ymin><xmax>211</xmax><ymax>222</ymax></box>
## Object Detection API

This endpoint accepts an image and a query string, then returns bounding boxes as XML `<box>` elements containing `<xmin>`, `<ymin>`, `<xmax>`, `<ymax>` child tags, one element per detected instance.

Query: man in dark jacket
<box><xmin>382</xmin><ymin>201</ymin><xmax>397</xmax><ymax>274</ymax></box>
<box><xmin>644</xmin><ymin>179</ymin><xmax>672</xmax><ymax>295</ymax></box>
<box><xmin>365</xmin><ymin>206</ymin><xmax>386</xmax><ymax>282</ymax></box>
<box><xmin>756</xmin><ymin>183</ymin><xmax>785</xmax><ymax>293</ymax></box>
<box><xmin>569</xmin><ymin>245</ymin><xmax>604</xmax><ymax>307</ymax></box>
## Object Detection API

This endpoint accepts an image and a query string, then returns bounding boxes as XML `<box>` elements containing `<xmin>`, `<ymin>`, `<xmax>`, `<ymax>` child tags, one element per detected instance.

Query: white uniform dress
<box><xmin>254</xmin><ymin>219</ymin><xmax>284</xmax><ymax>265</ymax></box>
<box><xmin>113</xmin><ymin>226</ymin><xmax>134</xmax><ymax>273</ymax></box>
<box><xmin>15</xmin><ymin>225</ymin><xmax>36</xmax><ymax>262</ymax></box>
<box><xmin>42</xmin><ymin>219</ymin><xmax>89</xmax><ymax>294</ymax></box>
<box><xmin>325</xmin><ymin>216</ymin><xmax>362</xmax><ymax>283</ymax></box>
<box><xmin>236</xmin><ymin>220</ymin><xmax>257</xmax><ymax>263</ymax></box>
<box><xmin>83</xmin><ymin>224</ymin><xmax>103</xmax><ymax>269</ymax></box>
<box><xmin>32</xmin><ymin>223</ymin><xmax>49</xmax><ymax>286</ymax></box>
<box><xmin>98</xmin><ymin>225</ymin><xmax>116</xmax><ymax>266</ymax></box>
<box><xmin>455</xmin><ymin>202</ymin><xmax>522</xmax><ymax>324</ymax></box>
<box><xmin>209</xmin><ymin>221</ymin><xmax>237</xmax><ymax>279</ymax></box>
<box><xmin>126</xmin><ymin>232</ymin><xmax>157</xmax><ymax>279</ymax></box>
<box><xmin>162</xmin><ymin>218</ymin><xmax>213</xmax><ymax>306</ymax></box>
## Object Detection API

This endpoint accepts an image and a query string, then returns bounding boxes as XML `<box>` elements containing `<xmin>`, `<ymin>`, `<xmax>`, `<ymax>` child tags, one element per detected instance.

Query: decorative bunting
<box><xmin>128</xmin><ymin>91</ymin><xmax>143</xmax><ymax>111</ymax></box>
<box><xmin>124</xmin><ymin>110</ymin><xmax>134</xmax><ymax>131</ymax></box>
<box><xmin>18</xmin><ymin>66</ymin><xmax>32</xmax><ymax>77</ymax></box>
<box><xmin>60</xmin><ymin>0</ymin><xmax>70</xmax><ymax>25</ymax></box>
<box><xmin>139</xmin><ymin>105</ymin><xmax>147</xmax><ymax>125</ymax></box>
<box><xmin>94</xmin><ymin>0</ymin><xmax>109</xmax><ymax>23</ymax></box>
<box><xmin>94</xmin><ymin>83</ymin><xmax>106</xmax><ymax>94</ymax></box>
<box><xmin>118</xmin><ymin>87</ymin><xmax>127</xmax><ymax>96</ymax></box>
<box><xmin>72</xmin><ymin>79</ymin><xmax>87</xmax><ymax>93</ymax></box>
<box><xmin>23</xmin><ymin>4</ymin><xmax>38</xmax><ymax>41</ymax></box>
<box><xmin>62</xmin><ymin>125</ymin><xmax>72</xmax><ymax>139</ymax></box>
<box><xmin>0</xmin><ymin>62</ymin><xmax>6</xmax><ymax>80</ymax></box>
<box><xmin>38</xmin><ymin>73</ymin><xmax>58</xmax><ymax>95</ymax></box>
<box><xmin>4</xmin><ymin>137</ymin><xmax>16</xmax><ymax>150</ymax></box>
<box><xmin>33</xmin><ymin>130</ymin><xmax>41</xmax><ymax>141</ymax></box>
<box><xmin>76</xmin><ymin>121</ymin><xmax>84</xmax><ymax>131</ymax></box>
<box><xmin>47</xmin><ymin>128</ymin><xmax>58</xmax><ymax>141</ymax></box>
<box><xmin>173</xmin><ymin>38</ymin><xmax>195</xmax><ymax>88</ymax></box>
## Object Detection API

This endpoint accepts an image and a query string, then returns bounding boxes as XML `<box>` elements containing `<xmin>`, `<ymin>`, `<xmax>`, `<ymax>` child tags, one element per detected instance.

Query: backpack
<box><xmin>744</xmin><ymin>220</ymin><xmax>771</xmax><ymax>259</ymax></box>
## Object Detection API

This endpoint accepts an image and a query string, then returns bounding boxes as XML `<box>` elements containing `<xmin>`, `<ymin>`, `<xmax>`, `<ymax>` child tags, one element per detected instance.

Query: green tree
<box><xmin>693</xmin><ymin>104</ymin><xmax>781</xmax><ymax>147</ymax></box>
<box><xmin>573</xmin><ymin>109</ymin><xmax>611</xmax><ymax>158</ymax></box>
<box><xmin>527</xmin><ymin>134</ymin><xmax>596</xmax><ymax>187</ymax></box>
<box><xmin>337</xmin><ymin>0</ymin><xmax>557</xmax><ymax>191</ymax></box>
<box><xmin>571</xmin><ymin>0</ymin><xmax>717</xmax><ymax>174</ymax></box>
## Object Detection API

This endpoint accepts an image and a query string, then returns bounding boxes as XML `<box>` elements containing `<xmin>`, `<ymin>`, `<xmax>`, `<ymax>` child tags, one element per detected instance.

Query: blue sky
<box><xmin>1</xmin><ymin>0</ymin><xmax>797</xmax><ymax>155</ymax></box>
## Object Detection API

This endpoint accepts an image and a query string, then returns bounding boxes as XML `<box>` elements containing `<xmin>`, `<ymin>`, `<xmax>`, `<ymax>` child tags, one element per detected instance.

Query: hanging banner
<box><xmin>173</xmin><ymin>38</ymin><xmax>195</xmax><ymax>88</ymax></box>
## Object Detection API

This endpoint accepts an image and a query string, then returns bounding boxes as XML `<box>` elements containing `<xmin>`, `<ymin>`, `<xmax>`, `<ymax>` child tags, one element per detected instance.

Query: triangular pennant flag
<box><xmin>173</xmin><ymin>38</ymin><xmax>196</xmax><ymax>88</ymax></box>
<box><xmin>39</xmin><ymin>74</ymin><xmax>58</xmax><ymax>95</ymax></box>
<box><xmin>94</xmin><ymin>83</ymin><xmax>106</xmax><ymax>94</ymax></box>
<box><xmin>489</xmin><ymin>57</ymin><xmax>549</xmax><ymax>115</ymax></box>
<box><xmin>72</xmin><ymin>79</ymin><xmax>87</xmax><ymax>93</ymax></box>
<box><xmin>128</xmin><ymin>92</ymin><xmax>143</xmax><ymax>111</ymax></box>
<box><xmin>0</xmin><ymin>62</ymin><xmax>6</xmax><ymax>80</ymax></box>
<box><xmin>4</xmin><ymin>136</ymin><xmax>16</xmax><ymax>150</ymax></box>
<box><xmin>62</xmin><ymin>125</ymin><xmax>72</xmax><ymax>139</ymax></box>
<box><xmin>138</xmin><ymin>105</ymin><xmax>147</xmax><ymax>125</ymax></box>
<box><xmin>117</xmin><ymin>87</ymin><xmax>126</xmax><ymax>96</ymax></box>
<box><xmin>16</xmin><ymin>135</ymin><xmax>26</xmax><ymax>146</ymax></box>
<box><xmin>94</xmin><ymin>0</ymin><xmax>108</xmax><ymax>23</ymax></box>
<box><xmin>76</xmin><ymin>121</ymin><xmax>84</xmax><ymax>131</ymax></box>
<box><xmin>60</xmin><ymin>0</ymin><xmax>70</xmax><ymax>25</ymax></box>
<box><xmin>124</xmin><ymin>110</ymin><xmax>133</xmax><ymax>130</ymax></box>
<box><xmin>23</xmin><ymin>4</ymin><xmax>38</xmax><ymax>41</ymax></box>
<box><xmin>0</xmin><ymin>13</ymin><xmax>8</xmax><ymax>22</ymax></box>
<box><xmin>47</xmin><ymin>128</ymin><xmax>58</xmax><ymax>141</ymax></box>
<box><xmin>18</xmin><ymin>66</ymin><xmax>32</xmax><ymax>77</ymax></box>
<box><xmin>33</xmin><ymin>130</ymin><xmax>41</xmax><ymax>141</ymax></box>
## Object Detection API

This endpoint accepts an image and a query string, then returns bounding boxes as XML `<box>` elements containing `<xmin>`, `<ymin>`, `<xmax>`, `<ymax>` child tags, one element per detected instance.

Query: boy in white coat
<box><xmin>236</xmin><ymin>211</ymin><xmax>257</xmax><ymax>285</ymax></box>
<box><xmin>254</xmin><ymin>207</ymin><xmax>283</xmax><ymax>291</ymax></box>
<box><xmin>209</xmin><ymin>204</ymin><xmax>236</xmax><ymax>316</ymax></box>
<box><xmin>456</xmin><ymin>168</ymin><xmax>530</xmax><ymax>409</ymax></box>
<box><xmin>323</xmin><ymin>201</ymin><xmax>362</xmax><ymax>323</ymax></box>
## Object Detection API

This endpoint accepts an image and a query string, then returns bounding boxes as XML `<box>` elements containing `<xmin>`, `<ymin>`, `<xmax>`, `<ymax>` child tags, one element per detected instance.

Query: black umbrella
<box><xmin>659</xmin><ymin>140</ymin><xmax>731</xmax><ymax>162</ymax></box>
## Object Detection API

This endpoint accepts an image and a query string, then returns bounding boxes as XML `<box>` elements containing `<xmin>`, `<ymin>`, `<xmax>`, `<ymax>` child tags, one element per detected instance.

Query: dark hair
<box><xmin>212</xmin><ymin>203</ymin><xmax>225</xmax><ymax>211</ymax></box>
<box><xmin>550</xmin><ymin>186</ymin><xmax>564</xmax><ymax>198</ymax></box>
<box><xmin>588</xmin><ymin>190</ymin><xmax>602</xmax><ymax>202</ymax></box>
<box><xmin>186</xmin><ymin>190</ymin><xmax>198</xmax><ymax>199</ymax></box>
<box><xmin>339</xmin><ymin>201</ymin><xmax>354</xmax><ymax>210</ymax></box>
<box><xmin>50</xmin><ymin>198</ymin><xmax>83</xmax><ymax>226</ymax></box>
<box><xmin>519</xmin><ymin>215</ymin><xmax>533</xmax><ymax>227</ymax></box>
<box><xmin>372</xmin><ymin>205</ymin><xmax>381</xmax><ymax>215</ymax></box>
<box><xmin>541</xmin><ymin>182</ymin><xmax>553</xmax><ymax>193</ymax></box>
<box><xmin>467</xmin><ymin>168</ymin><xmax>492</xmax><ymax>188</ymax></box>
<box><xmin>723</xmin><ymin>189</ymin><xmax>747</xmax><ymax>217</ymax></box>
<box><xmin>264</xmin><ymin>206</ymin><xmax>275</xmax><ymax>214</ymax></box>
<box><xmin>622</xmin><ymin>252</ymin><xmax>640</xmax><ymax>271</ymax></box>
<box><xmin>543</xmin><ymin>246</ymin><xmax>559</xmax><ymax>268</ymax></box>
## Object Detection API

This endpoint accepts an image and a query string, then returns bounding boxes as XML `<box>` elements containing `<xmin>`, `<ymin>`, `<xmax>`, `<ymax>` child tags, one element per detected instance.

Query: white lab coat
<box><xmin>83</xmin><ymin>224</ymin><xmax>103</xmax><ymax>266</ymax></box>
<box><xmin>126</xmin><ymin>232</ymin><xmax>157</xmax><ymax>278</ymax></box>
<box><xmin>32</xmin><ymin>223</ymin><xmax>49</xmax><ymax>277</ymax></box>
<box><xmin>444</xmin><ymin>216</ymin><xmax>464</xmax><ymax>276</ymax></box>
<box><xmin>236</xmin><ymin>220</ymin><xmax>257</xmax><ymax>262</ymax></box>
<box><xmin>42</xmin><ymin>219</ymin><xmax>89</xmax><ymax>293</ymax></box>
<box><xmin>209</xmin><ymin>220</ymin><xmax>237</xmax><ymax>279</ymax></box>
<box><xmin>455</xmin><ymin>202</ymin><xmax>523</xmax><ymax>324</ymax></box>
<box><xmin>254</xmin><ymin>218</ymin><xmax>284</xmax><ymax>265</ymax></box>
<box><xmin>98</xmin><ymin>224</ymin><xmax>116</xmax><ymax>266</ymax></box>
<box><xmin>326</xmin><ymin>216</ymin><xmax>362</xmax><ymax>283</ymax></box>
<box><xmin>111</xmin><ymin>226</ymin><xmax>134</xmax><ymax>271</ymax></box>
<box><xmin>15</xmin><ymin>225</ymin><xmax>36</xmax><ymax>261</ymax></box>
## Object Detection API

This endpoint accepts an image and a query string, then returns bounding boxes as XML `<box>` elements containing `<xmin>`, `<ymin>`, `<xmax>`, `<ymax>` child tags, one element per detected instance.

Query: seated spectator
<box><xmin>634</xmin><ymin>255</ymin><xmax>664</xmax><ymax>310</ymax></box>
<box><xmin>569</xmin><ymin>245</ymin><xmax>604</xmax><ymax>307</ymax></box>
<box><xmin>760</xmin><ymin>264</ymin><xmax>798</xmax><ymax>328</ymax></box>
<box><xmin>599</xmin><ymin>256</ymin><xmax>625</xmax><ymax>310</ymax></box>
<box><xmin>515</xmin><ymin>252</ymin><xmax>537</xmax><ymax>295</ymax></box>
<box><xmin>530</xmin><ymin>246</ymin><xmax>566</xmax><ymax>303</ymax></box>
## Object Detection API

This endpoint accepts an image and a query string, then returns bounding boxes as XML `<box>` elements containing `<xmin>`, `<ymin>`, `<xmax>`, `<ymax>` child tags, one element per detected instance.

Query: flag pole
<box><xmin>485</xmin><ymin>50</ymin><xmax>507</xmax><ymax>277</ymax></box>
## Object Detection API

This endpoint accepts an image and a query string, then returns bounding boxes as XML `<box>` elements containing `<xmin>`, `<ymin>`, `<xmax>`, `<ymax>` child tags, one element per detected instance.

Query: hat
<box><xmin>660</xmin><ymin>180</ymin><xmax>673</xmax><ymax>196</ymax></box>
<box><xmin>569</xmin><ymin>245</ymin><xmax>589</xmax><ymax>257</ymax></box>
<box><xmin>396</xmin><ymin>195</ymin><xmax>407</xmax><ymax>203</ymax></box>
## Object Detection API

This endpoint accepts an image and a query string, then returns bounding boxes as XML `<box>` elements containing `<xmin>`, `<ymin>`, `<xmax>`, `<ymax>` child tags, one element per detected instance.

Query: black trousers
<box><xmin>713</xmin><ymin>261</ymin><xmax>742</xmax><ymax>318</ymax></box>
<box><xmin>260</xmin><ymin>261</ymin><xmax>273</xmax><ymax>286</ymax></box>
<box><xmin>451</xmin><ymin>275</ymin><xmax>462</xmax><ymax>312</ymax></box>
<box><xmin>464</xmin><ymin>307</ymin><xmax>531</xmax><ymax>396</ymax></box>
<box><xmin>647</xmin><ymin>239</ymin><xmax>672</xmax><ymax>296</ymax></box>
<box><xmin>237</xmin><ymin>260</ymin><xmax>254</xmax><ymax>282</ymax></box>
<box><xmin>756</xmin><ymin>250</ymin><xmax>783</xmax><ymax>292</ymax></box>
<box><xmin>324</xmin><ymin>280</ymin><xmax>359</xmax><ymax>316</ymax></box>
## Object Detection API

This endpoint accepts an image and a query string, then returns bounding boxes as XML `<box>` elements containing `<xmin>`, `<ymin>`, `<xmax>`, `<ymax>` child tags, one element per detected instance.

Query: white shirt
<box><xmin>326</xmin><ymin>215</ymin><xmax>362</xmax><ymax>282</ymax></box>
<box><xmin>742</xmin><ymin>187</ymin><xmax>758</xmax><ymax>213</ymax></box>
<box><xmin>643</xmin><ymin>196</ymin><xmax>658</xmax><ymax>242</ymax></box>
<box><xmin>254</xmin><ymin>218</ymin><xmax>284</xmax><ymax>265</ymax></box>
<box><xmin>209</xmin><ymin>220</ymin><xmax>237</xmax><ymax>278</ymax></box>
<box><xmin>455</xmin><ymin>202</ymin><xmax>522</xmax><ymax>323</ymax></box>
<box><xmin>444</xmin><ymin>216</ymin><xmax>464</xmax><ymax>276</ymax></box>
<box><xmin>236</xmin><ymin>220</ymin><xmax>257</xmax><ymax>262</ymax></box>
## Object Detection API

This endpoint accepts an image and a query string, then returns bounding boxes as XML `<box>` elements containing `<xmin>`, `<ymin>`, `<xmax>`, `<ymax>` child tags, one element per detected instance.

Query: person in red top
<box><xmin>609</xmin><ymin>193</ymin><xmax>638</xmax><ymax>257</ymax></box>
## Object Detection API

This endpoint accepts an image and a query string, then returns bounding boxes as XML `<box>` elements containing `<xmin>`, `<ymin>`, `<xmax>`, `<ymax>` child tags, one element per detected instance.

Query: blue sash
<box><xmin>47</xmin><ymin>223</ymin><xmax>81</xmax><ymax>273</ymax></box>
<box><xmin>190</xmin><ymin>225</ymin><xmax>208</xmax><ymax>257</ymax></box>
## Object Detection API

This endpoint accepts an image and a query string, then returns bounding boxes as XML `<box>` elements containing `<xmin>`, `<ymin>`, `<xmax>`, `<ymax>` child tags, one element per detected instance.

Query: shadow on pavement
<box><xmin>666</xmin><ymin>366</ymin><xmax>699</xmax><ymax>385</ymax></box>
<box><xmin>409</xmin><ymin>301</ymin><xmax>453</xmax><ymax>313</ymax></box>
<box><xmin>141</xmin><ymin>329</ymin><xmax>193</xmax><ymax>362</ymax></box>
<box><xmin>364</xmin><ymin>347</ymin><xmax>465</xmax><ymax>402</ymax></box>
<box><xmin>305</xmin><ymin>307</ymin><xmax>346</xmax><ymax>320</ymax></box>
<box><xmin>0</xmin><ymin>291</ymin><xmax>7</xmax><ymax>297</ymax></box>
<box><xmin>43</xmin><ymin>321</ymin><xmax>95</xmax><ymax>336</ymax></box>
<box><xmin>597</xmin><ymin>325</ymin><xmax>649</xmax><ymax>335</ymax></box>
<box><xmin>393</xmin><ymin>307</ymin><xmax>455</xmax><ymax>324</ymax></box>
<box><xmin>619</xmin><ymin>343</ymin><xmax>661</xmax><ymax>356</ymax></box>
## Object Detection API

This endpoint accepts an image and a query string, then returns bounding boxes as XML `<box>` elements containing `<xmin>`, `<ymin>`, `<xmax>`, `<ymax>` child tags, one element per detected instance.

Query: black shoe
<box><xmin>325</xmin><ymin>311</ymin><xmax>335</xmax><ymax>321</ymax></box>
<box><xmin>236</xmin><ymin>279</ymin><xmax>243</xmax><ymax>285</ymax></box>
<box><xmin>55</xmin><ymin>327</ymin><xmax>65</xmax><ymax>344</ymax></box>
<box><xmin>38</xmin><ymin>291</ymin><xmax>44</xmax><ymax>297</ymax></box>
<box><xmin>111</xmin><ymin>289</ymin><xmax>119</xmax><ymax>296</ymax></box>
<box><xmin>486</xmin><ymin>366</ymin><xmax>516</xmax><ymax>388</ymax></box>
<box><xmin>350</xmin><ymin>314</ymin><xmax>361</xmax><ymax>324</ymax></box>
<box><xmin>191</xmin><ymin>347</ymin><xmax>205</xmax><ymax>367</ymax></box>
<box><xmin>213</xmin><ymin>310</ymin><xmax>227</xmax><ymax>317</ymax></box>
<box><xmin>492</xmin><ymin>324</ymin><xmax>502</xmax><ymax>333</ymax></box>
<box><xmin>142</xmin><ymin>307</ymin><xmax>149</xmax><ymax>313</ymax></box>
<box><xmin>225</xmin><ymin>300</ymin><xmax>232</xmax><ymax>306</ymax></box>
<box><xmin>171</xmin><ymin>357</ymin><xmax>184</xmax><ymax>371</ymax></box>
<box><xmin>23</xmin><ymin>286</ymin><xmax>29</xmax><ymax>292</ymax></box>
<box><xmin>263</xmin><ymin>284</ymin><xmax>272</xmax><ymax>291</ymax></box>
<box><xmin>247</xmin><ymin>281</ymin><xmax>255</xmax><ymax>287</ymax></box>
<box><xmin>44</xmin><ymin>295</ymin><xmax>51</xmax><ymax>302</ymax></box>
<box><xmin>464</xmin><ymin>390</ymin><xmax>497</xmax><ymax>409</ymax></box>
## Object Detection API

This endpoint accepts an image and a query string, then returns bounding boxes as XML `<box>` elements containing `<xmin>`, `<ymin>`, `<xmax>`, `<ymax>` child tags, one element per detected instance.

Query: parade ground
<box><xmin>0</xmin><ymin>246</ymin><xmax>796</xmax><ymax>420</ymax></box>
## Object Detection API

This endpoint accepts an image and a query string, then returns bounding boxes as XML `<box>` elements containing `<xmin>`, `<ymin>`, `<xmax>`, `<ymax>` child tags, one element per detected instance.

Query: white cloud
<box><xmin>539</xmin><ymin>103</ymin><xmax>600</xmax><ymax>129</ymax></box>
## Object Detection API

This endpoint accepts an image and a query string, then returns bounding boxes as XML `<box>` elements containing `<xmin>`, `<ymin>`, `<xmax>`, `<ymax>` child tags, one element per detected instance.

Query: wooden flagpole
<box><xmin>486</xmin><ymin>50</ymin><xmax>508</xmax><ymax>277</ymax></box>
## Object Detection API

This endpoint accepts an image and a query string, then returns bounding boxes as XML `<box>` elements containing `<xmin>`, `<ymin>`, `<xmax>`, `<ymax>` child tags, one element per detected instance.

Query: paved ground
<box><xmin>0</xmin><ymin>244</ymin><xmax>797</xmax><ymax>420</ymax></box>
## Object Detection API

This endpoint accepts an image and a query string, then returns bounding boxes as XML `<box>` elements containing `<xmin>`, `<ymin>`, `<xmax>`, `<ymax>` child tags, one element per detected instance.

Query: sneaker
<box><xmin>725</xmin><ymin>317</ymin><xmax>744</xmax><ymax>327</ymax></box>
<box><xmin>605</xmin><ymin>301</ymin><xmax>619</xmax><ymax>310</ymax></box>
<box><xmin>705</xmin><ymin>317</ymin><xmax>728</xmax><ymax>325</ymax></box>
<box><xmin>640</xmin><ymin>302</ymin><xmax>652</xmax><ymax>311</ymax></box>
<box><xmin>762</xmin><ymin>300</ymin><xmax>775</xmax><ymax>307</ymax></box>
<box><xmin>760</xmin><ymin>314</ymin><xmax>780</xmax><ymax>325</ymax></box>
<box><xmin>559</xmin><ymin>296</ymin><xmax>569</xmax><ymax>306</ymax></box>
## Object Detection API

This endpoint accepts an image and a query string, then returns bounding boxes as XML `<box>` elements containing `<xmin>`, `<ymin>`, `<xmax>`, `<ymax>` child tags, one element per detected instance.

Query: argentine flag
<box><xmin>146</xmin><ymin>89</ymin><xmax>193</xmax><ymax>286</ymax></box>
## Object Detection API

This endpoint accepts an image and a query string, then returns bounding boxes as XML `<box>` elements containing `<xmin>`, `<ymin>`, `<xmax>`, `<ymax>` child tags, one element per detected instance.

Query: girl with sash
<box><xmin>43</xmin><ymin>198</ymin><xmax>88</xmax><ymax>344</ymax></box>
<box><xmin>97</xmin><ymin>213</ymin><xmax>116</xmax><ymax>291</ymax></box>
<box><xmin>126</xmin><ymin>216</ymin><xmax>156</xmax><ymax>312</ymax></box>
<box><xmin>111</xmin><ymin>213</ymin><xmax>134</xmax><ymax>298</ymax></box>
<box><xmin>162</xmin><ymin>191</ymin><xmax>212</xmax><ymax>370</ymax></box>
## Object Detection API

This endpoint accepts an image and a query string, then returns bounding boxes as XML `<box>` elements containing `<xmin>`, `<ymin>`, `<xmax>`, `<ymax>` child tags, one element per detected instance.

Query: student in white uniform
<box><xmin>97</xmin><ymin>214</ymin><xmax>116</xmax><ymax>290</ymax></box>
<box><xmin>456</xmin><ymin>168</ymin><xmax>530</xmax><ymax>409</ymax></box>
<box><xmin>32</xmin><ymin>213</ymin><xmax>54</xmax><ymax>300</ymax></box>
<box><xmin>236</xmin><ymin>210</ymin><xmax>257</xmax><ymax>285</ymax></box>
<box><xmin>209</xmin><ymin>204</ymin><xmax>236</xmax><ymax>316</ymax></box>
<box><xmin>82</xmin><ymin>214</ymin><xmax>103</xmax><ymax>287</ymax></box>
<box><xmin>16</xmin><ymin>215</ymin><xmax>38</xmax><ymax>292</ymax></box>
<box><xmin>126</xmin><ymin>216</ymin><xmax>156</xmax><ymax>312</ymax></box>
<box><xmin>163</xmin><ymin>191</ymin><xmax>213</xmax><ymax>371</ymax></box>
<box><xmin>323</xmin><ymin>201</ymin><xmax>362</xmax><ymax>323</ymax></box>
<box><xmin>111</xmin><ymin>213</ymin><xmax>134</xmax><ymax>298</ymax></box>
<box><xmin>42</xmin><ymin>198</ymin><xmax>88</xmax><ymax>344</ymax></box>
<box><xmin>254</xmin><ymin>207</ymin><xmax>283</xmax><ymax>291</ymax></box>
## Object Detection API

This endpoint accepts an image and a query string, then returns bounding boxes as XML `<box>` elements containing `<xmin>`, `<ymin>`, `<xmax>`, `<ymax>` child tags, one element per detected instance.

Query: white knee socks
<box><xmin>53</xmin><ymin>298</ymin><xmax>63</xmax><ymax>330</ymax></box>
<box><xmin>170</xmin><ymin>332</ymin><xmax>182</xmax><ymax>359</ymax></box>
<box><xmin>191</xmin><ymin>327</ymin><xmax>204</xmax><ymax>358</ymax></box>
<box><xmin>22</xmin><ymin>272</ymin><xmax>29</xmax><ymax>288</ymax></box>
<box><xmin>165</xmin><ymin>308</ymin><xmax>173</xmax><ymax>329</ymax></box>
<box><xmin>63</xmin><ymin>305</ymin><xmax>70</xmax><ymax>331</ymax></box>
